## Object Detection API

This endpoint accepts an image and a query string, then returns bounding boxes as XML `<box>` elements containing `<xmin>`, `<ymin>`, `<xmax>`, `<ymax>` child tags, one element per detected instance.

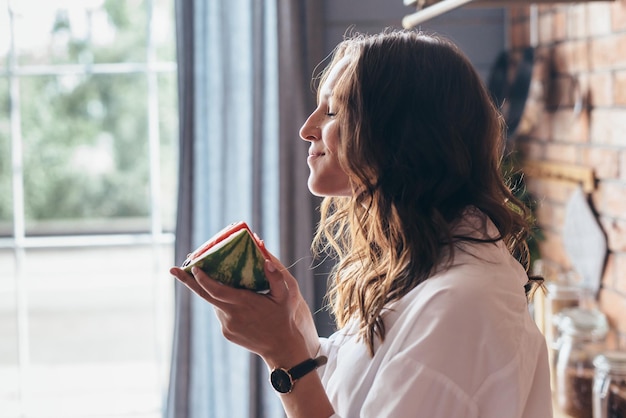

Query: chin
<box><xmin>307</xmin><ymin>173</ymin><xmax>352</xmax><ymax>197</ymax></box>
<box><xmin>307</xmin><ymin>184</ymin><xmax>351</xmax><ymax>198</ymax></box>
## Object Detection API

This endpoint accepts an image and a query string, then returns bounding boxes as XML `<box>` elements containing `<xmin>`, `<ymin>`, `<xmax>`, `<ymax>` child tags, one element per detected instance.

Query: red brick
<box><xmin>551</xmin><ymin>43</ymin><xmax>571</xmax><ymax>75</ymax></box>
<box><xmin>611</xmin><ymin>0</ymin><xmax>626</xmax><ymax>32</ymax></box>
<box><xmin>526</xmin><ymin>176</ymin><xmax>580</xmax><ymax>205</ymax></box>
<box><xmin>545</xmin><ymin>142</ymin><xmax>579</xmax><ymax>163</ymax></box>
<box><xmin>590</xmin><ymin>109</ymin><xmax>626</xmax><ymax>147</ymax></box>
<box><xmin>545</xmin><ymin>74</ymin><xmax>586</xmax><ymax>109</ymax></box>
<box><xmin>552</xmin><ymin>10</ymin><xmax>567</xmax><ymax>43</ymax></box>
<box><xmin>589</xmin><ymin>33</ymin><xmax>626</xmax><ymax>71</ymax></box>
<box><xmin>587</xmin><ymin>3</ymin><xmax>613</xmax><ymax>37</ymax></box>
<box><xmin>518</xmin><ymin>139</ymin><xmax>546</xmax><ymax>161</ymax></box>
<box><xmin>595</xmin><ymin>180</ymin><xmax>626</xmax><ymax>219</ymax></box>
<box><xmin>603</xmin><ymin>252</ymin><xmax>618</xmax><ymax>288</ymax></box>
<box><xmin>580</xmin><ymin>146</ymin><xmax>619</xmax><ymax>179</ymax></box>
<box><xmin>587</xmin><ymin>71</ymin><xmax>613</xmax><ymax>107</ymax></box>
<box><xmin>572</xmin><ymin>40</ymin><xmax>591</xmax><ymax>74</ymax></box>
<box><xmin>538</xmin><ymin>229</ymin><xmax>572</xmax><ymax>268</ymax></box>
<box><xmin>538</xmin><ymin>12</ymin><xmax>555</xmax><ymax>45</ymax></box>
<box><xmin>552</xmin><ymin>41</ymin><xmax>590</xmax><ymax>74</ymax></box>
<box><xmin>509</xmin><ymin>5</ymin><xmax>530</xmax><ymax>21</ymax></box>
<box><xmin>518</xmin><ymin>96</ymin><xmax>544</xmax><ymax>137</ymax></box>
<box><xmin>590</xmin><ymin>185</ymin><xmax>602</xmax><ymax>214</ymax></box>
<box><xmin>534</xmin><ymin>199</ymin><xmax>554</xmax><ymax>228</ymax></box>
<box><xmin>602</xmin><ymin>218</ymin><xmax>626</xmax><ymax>252</ymax></box>
<box><xmin>533</xmin><ymin>47</ymin><xmax>551</xmax><ymax>77</ymax></box>
<box><xmin>509</xmin><ymin>0</ymin><xmax>626</xmax><ymax>341</ymax></box>
<box><xmin>615</xmin><ymin>253</ymin><xmax>626</xmax><ymax>292</ymax></box>
<box><xmin>550</xmin><ymin>108</ymin><xmax>589</xmax><ymax>144</ymax></box>
<box><xmin>598</xmin><ymin>288</ymin><xmax>626</xmax><ymax>332</ymax></box>
<box><xmin>566</xmin><ymin>4</ymin><xmax>590</xmax><ymax>40</ymax></box>
<box><xmin>536</xmin><ymin>199</ymin><xmax>566</xmax><ymax>231</ymax></box>
<box><xmin>538</xmin><ymin>4</ymin><xmax>555</xmax><ymax>15</ymax></box>
<box><xmin>528</xmin><ymin>110</ymin><xmax>553</xmax><ymax>140</ymax></box>
<box><xmin>614</xmin><ymin>70</ymin><xmax>626</xmax><ymax>105</ymax></box>
<box><xmin>510</xmin><ymin>21</ymin><xmax>531</xmax><ymax>49</ymax></box>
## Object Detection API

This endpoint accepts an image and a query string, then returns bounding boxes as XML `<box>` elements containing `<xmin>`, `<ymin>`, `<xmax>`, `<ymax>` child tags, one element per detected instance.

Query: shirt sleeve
<box><xmin>316</xmin><ymin>335</ymin><xmax>341</xmax><ymax>382</ymax></box>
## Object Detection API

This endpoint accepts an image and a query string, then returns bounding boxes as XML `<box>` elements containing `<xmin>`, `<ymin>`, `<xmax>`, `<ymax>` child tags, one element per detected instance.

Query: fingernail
<box><xmin>266</xmin><ymin>260</ymin><xmax>276</xmax><ymax>272</ymax></box>
<box><xmin>191</xmin><ymin>266</ymin><xmax>200</xmax><ymax>275</ymax></box>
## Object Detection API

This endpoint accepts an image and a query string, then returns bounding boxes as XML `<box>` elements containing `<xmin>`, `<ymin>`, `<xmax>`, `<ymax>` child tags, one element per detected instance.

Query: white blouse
<box><xmin>316</xmin><ymin>214</ymin><xmax>553</xmax><ymax>418</ymax></box>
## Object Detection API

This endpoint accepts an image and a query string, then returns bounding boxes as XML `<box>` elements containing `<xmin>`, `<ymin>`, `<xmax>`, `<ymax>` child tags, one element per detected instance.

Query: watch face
<box><xmin>270</xmin><ymin>369</ymin><xmax>293</xmax><ymax>394</ymax></box>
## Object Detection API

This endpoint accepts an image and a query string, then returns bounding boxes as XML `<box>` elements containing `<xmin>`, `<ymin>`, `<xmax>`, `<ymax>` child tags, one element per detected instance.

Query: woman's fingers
<box><xmin>173</xmin><ymin>265</ymin><xmax>274</xmax><ymax>308</ymax></box>
<box><xmin>264</xmin><ymin>255</ymin><xmax>301</xmax><ymax>299</ymax></box>
<box><xmin>170</xmin><ymin>266</ymin><xmax>238</xmax><ymax>310</ymax></box>
<box><xmin>169</xmin><ymin>267</ymin><xmax>214</xmax><ymax>301</ymax></box>
<box><xmin>264</xmin><ymin>259</ymin><xmax>291</xmax><ymax>300</ymax></box>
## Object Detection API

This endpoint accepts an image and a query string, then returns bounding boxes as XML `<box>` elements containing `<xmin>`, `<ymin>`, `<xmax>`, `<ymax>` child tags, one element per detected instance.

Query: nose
<box><xmin>299</xmin><ymin>113</ymin><xmax>319</xmax><ymax>142</ymax></box>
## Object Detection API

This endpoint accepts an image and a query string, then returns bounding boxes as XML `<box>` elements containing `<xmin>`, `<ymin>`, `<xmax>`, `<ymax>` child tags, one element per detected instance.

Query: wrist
<box><xmin>269</xmin><ymin>356</ymin><xmax>328</xmax><ymax>394</ymax></box>
<box><xmin>261</xmin><ymin>328</ymin><xmax>311</xmax><ymax>370</ymax></box>
<box><xmin>263</xmin><ymin>346</ymin><xmax>312</xmax><ymax>372</ymax></box>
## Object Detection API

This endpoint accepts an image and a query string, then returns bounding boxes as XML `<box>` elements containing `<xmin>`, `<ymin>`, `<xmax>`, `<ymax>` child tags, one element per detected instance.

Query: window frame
<box><xmin>1</xmin><ymin>1</ymin><xmax>177</xmax><ymax>415</ymax></box>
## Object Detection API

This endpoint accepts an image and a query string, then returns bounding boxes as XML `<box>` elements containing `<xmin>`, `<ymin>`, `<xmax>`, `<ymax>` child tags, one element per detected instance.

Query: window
<box><xmin>0</xmin><ymin>0</ymin><xmax>177</xmax><ymax>416</ymax></box>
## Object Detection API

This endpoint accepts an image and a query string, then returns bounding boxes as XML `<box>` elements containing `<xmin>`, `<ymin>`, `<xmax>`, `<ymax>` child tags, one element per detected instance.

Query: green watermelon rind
<box><xmin>182</xmin><ymin>229</ymin><xmax>269</xmax><ymax>292</ymax></box>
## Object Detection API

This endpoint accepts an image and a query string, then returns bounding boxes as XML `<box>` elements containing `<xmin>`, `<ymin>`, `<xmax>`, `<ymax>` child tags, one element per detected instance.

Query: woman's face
<box><xmin>299</xmin><ymin>57</ymin><xmax>352</xmax><ymax>197</ymax></box>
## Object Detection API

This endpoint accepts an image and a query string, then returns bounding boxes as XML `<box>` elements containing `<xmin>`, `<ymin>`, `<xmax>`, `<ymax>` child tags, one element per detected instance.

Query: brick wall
<box><xmin>509</xmin><ymin>1</ymin><xmax>626</xmax><ymax>344</ymax></box>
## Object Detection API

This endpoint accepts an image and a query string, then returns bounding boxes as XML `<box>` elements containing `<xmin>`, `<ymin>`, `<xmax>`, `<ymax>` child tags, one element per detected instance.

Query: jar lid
<box><xmin>594</xmin><ymin>351</ymin><xmax>626</xmax><ymax>373</ymax></box>
<box><xmin>555</xmin><ymin>307</ymin><xmax>608</xmax><ymax>337</ymax></box>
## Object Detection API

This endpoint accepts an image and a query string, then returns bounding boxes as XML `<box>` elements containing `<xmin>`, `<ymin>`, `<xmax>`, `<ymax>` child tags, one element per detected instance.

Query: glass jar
<box><xmin>555</xmin><ymin>307</ymin><xmax>608</xmax><ymax>418</ymax></box>
<box><xmin>593</xmin><ymin>351</ymin><xmax>626</xmax><ymax>418</ymax></box>
<box><xmin>546</xmin><ymin>282</ymin><xmax>583</xmax><ymax>389</ymax></box>
<box><xmin>546</xmin><ymin>282</ymin><xmax>582</xmax><ymax>344</ymax></box>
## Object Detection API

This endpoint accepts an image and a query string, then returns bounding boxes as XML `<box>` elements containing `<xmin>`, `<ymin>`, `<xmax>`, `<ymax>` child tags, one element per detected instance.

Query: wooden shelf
<box><xmin>522</xmin><ymin>161</ymin><xmax>596</xmax><ymax>193</ymax></box>
<box><xmin>404</xmin><ymin>0</ymin><xmax>612</xmax><ymax>6</ymax></box>
<box><xmin>403</xmin><ymin>0</ymin><xmax>614</xmax><ymax>28</ymax></box>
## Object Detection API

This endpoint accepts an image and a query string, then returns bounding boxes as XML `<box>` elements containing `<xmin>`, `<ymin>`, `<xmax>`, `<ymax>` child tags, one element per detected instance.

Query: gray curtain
<box><xmin>165</xmin><ymin>1</ymin><xmax>328</xmax><ymax>417</ymax></box>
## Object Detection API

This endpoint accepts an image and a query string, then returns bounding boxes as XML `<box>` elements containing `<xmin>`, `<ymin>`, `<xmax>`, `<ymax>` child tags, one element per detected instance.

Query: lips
<box><xmin>307</xmin><ymin>152</ymin><xmax>324</xmax><ymax>164</ymax></box>
<box><xmin>308</xmin><ymin>149</ymin><xmax>325</xmax><ymax>157</ymax></box>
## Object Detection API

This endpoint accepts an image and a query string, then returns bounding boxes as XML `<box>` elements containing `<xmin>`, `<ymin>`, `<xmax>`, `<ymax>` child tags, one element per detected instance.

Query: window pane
<box><xmin>0</xmin><ymin>77</ymin><xmax>11</xmax><ymax>234</ymax></box>
<box><xmin>92</xmin><ymin>0</ymin><xmax>148</xmax><ymax>64</ymax></box>
<box><xmin>154</xmin><ymin>0</ymin><xmax>176</xmax><ymax>62</ymax></box>
<box><xmin>159</xmin><ymin>72</ymin><xmax>178</xmax><ymax>232</ymax></box>
<box><xmin>20</xmin><ymin>73</ymin><xmax>151</xmax><ymax>235</ymax></box>
<box><xmin>0</xmin><ymin>2</ymin><xmax>9</xmax><ymax>70</ymax></box>
<box><xmin>0</xmin><ymin>249</ymin><xmax>18</xmax><ymax>416</ymax></box>
<box><xmin>18</xmin><ymin>244</ymin><xmax>173</xmax><ymax>415</ymax></box>
<box><xmin>11</xmin><ymin>0</ymin><xmax>147</xmax><ymax>66</ymax></box>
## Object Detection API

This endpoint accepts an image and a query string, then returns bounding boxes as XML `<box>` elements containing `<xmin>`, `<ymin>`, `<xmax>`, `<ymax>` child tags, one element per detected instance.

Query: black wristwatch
<box><xmin>270</xmin><ymin>355</ymin><xmax>328</xmax><ymax>394</ymax></box>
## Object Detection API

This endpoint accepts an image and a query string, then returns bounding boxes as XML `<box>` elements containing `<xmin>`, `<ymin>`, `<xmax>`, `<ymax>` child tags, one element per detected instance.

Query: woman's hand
<box><xmin>169</xmin><ymin>252</ymin><xmax>320</xmax><ymax>368</ymax></box>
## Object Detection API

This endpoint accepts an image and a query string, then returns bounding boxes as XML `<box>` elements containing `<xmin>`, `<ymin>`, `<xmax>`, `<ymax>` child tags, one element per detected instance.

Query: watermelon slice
<box><xmin>181</xmin><ymin>221</ymin><xmax>270</xmax><ymax>292</ymax></box>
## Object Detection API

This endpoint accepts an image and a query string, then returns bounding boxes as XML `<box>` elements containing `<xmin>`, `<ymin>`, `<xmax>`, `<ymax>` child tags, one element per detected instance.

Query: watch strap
<box><xmin>288</xmin><ymin>355</ymin><xmax>328</xmax><ymax>380</ymax></box>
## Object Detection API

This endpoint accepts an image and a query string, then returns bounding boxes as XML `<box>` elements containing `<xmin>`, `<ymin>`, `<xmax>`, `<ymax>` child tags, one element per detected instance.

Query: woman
<box><xmin>170</xmin><ymin>30</ymin><xmax>552</xmax><ymax>418</ymax></box>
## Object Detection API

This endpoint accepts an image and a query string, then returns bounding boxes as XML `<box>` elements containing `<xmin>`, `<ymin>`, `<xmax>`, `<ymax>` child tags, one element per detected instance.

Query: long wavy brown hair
<box><xmin>311</xmin><ymin>30</ymin><xmax>534</xmax><ymax>356</ymax></box>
